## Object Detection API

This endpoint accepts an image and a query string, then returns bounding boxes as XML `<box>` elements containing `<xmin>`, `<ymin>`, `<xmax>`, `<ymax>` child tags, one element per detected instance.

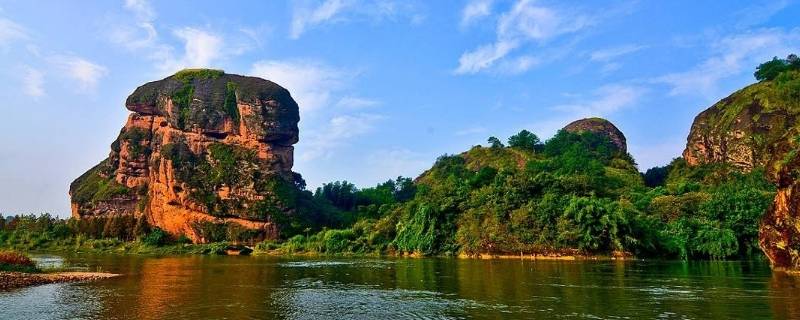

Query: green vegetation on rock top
<box><xmin>173</xmin><ymin>68</ymin><xmax>225</xmax><ymax>83</ymax></box>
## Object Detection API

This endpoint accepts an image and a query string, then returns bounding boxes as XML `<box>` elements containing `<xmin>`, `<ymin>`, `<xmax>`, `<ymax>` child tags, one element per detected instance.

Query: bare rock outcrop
<box><xmin>69</xmin><ymin>69</ymin><xmax>301</xmax><ymax>243</ymax></box>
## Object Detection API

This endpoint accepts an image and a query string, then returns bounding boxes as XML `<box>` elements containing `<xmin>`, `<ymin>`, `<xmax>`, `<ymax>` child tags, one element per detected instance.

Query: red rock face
<box><xmin>69</xmin><ymin>70</ymin><xmax>299</xmax><ymax>243</ymax></box>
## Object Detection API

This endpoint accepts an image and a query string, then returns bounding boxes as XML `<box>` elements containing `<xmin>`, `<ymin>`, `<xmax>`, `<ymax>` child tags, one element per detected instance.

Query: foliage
<box><xmin>70</xmin><ymin>162</ymin><xmax>131</xmax><ymax>207</ymax></box>
<box><xmin>487</xmin><ymin>136</ymin><xmax>504</xmax><ymax>148</ymax></box>
<box><xmin>224</xmin><ymin>81</ymin><xmax>240</xmax><ymax>125</ymax></box>
<box><xmin>173</xmin><ymin>69</ymin><xmax>224</xmax><ymax>82</ymax></box>
<box><xmin>0</xmin><ymin>250</ymin><xmax>39</xmax><ymax>273</ymax></box>
<box><xmin>141</xmin><ymin>228</ymin><xmax>168</xmax><ymax>246</ymax></box>
<box><xmin>507</xmin><ymin>130</ymin><xmax>541</xmax><ymax>151</ymax></box>
<box><xmin>754</xmin><ymin>54</ymin><xmax>800</xmax><ymax>81</ymax></box>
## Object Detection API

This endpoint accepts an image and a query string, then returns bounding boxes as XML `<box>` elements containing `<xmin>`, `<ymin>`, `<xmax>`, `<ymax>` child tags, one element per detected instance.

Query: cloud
<box><xmin>655</xmin><ymin>28</ymin><xmax>800</xmax><ymax>98</ymax></box>
<box><xmin>172</xmin><ymin>27</ymin><xmax>223</xmax><ymax>68</ymax></box>
<box><xmin>733</xmin><ymin>0</ymin><xmax>791</xmax><ymax>28</ymax></box>
<box><xmin>50</xmin><ymin>56</ymin><xmax>109</xmax><ymax>92</ymax></box>
<box><xmin>553</xmin><ymin>84</ymin><xmax>644</xmax><ymax>116</ymax></box>
<box><xmin>22</xmin><ymin>66</ymin><xmax>44</xmax><ymax>97</ymax></box>
<box><xmin>455</xmin><ymin>0</ymin><xmax>593</xmax><ymax>74</ymax></box>
<box><xmin>290</xmin><ymin>0</ymin><xmax>353</xmax><ymax>39</ymax></box>
<box><xmin>527</xmin><ymin>84</ymin><xmax>644</xmax><ymax>138</ymax></box>
<box><xmin>124</xmin><ymin>0</ymin><xmax>155</xmax><ymax>21</ymax></box>
<box><xmin>589</xmin><ymin>44</ymin><xmax>646</xmax><ymax>62</ymax></box>
<box><xmin>0</xmin><ymin>18</ymin><xmax>27</xmax><ymax>46</ymax></box>
<box><xmin>461</xmin><ymin>0</ymin><xmax>493</xmax><ymax>27</ymax></box>
<box><xmin>335</xmin><ymin>96</ymin><xmax>380</xmax><ymax>109</ymax></box>
<box><xmin>289</xmin><ymin>0</ymin><xmax>424</xmax><ymax>39</ymax></box>
<box><xmin>108</xmin><ymin>1</ymin><xmax>234</xmax><ymax>75</ymax></box>
<box><xmin>251</xmin><ymin>60</ymin><xmax>347</xmax><ymax>113</ymax></box>
<box><xmin>455</xmin><ymin>41</ymin><xmax>518</xmax><ymax>74</ymax></box>
<box><xmin>299</xmin><ymin>113</ymin><xmax>384</xmax><ymax>161</ymax></box>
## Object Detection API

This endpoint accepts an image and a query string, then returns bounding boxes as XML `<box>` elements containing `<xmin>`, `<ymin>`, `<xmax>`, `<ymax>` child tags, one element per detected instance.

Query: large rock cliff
<box><xmin>69</xmin><ymin>69</ymin><xmax>301</xmax><ymax>243</ymax></box>
<box><xmin>682</xmin><ymin>68</ymin><xmax>800</xmax><ymax>271</ymax></box>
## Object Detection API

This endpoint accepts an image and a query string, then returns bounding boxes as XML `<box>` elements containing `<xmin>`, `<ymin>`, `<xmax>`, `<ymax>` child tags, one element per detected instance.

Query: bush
<box><xmin>142</xmin><ymin>228</ymin><xmax>168</xmax><ymax>246</ymax></box>
<box><xmin>0</xmin><ymin>251</ymin><xmax>39</xmax><ymax>273</ymax></box>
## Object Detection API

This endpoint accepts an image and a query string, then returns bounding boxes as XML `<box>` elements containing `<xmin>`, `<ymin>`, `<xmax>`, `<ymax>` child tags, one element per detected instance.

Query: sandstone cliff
<box><xmin>682</xmin><ymin>68</ymin><xmax>800</xmax><ymax>270</ymax></box>
<box><xmin>563</xmin><ymin>118</ymin><xmax>627</xmax><ymax>152</ymax></box>
<box><xmin>69</xmin><ymin>69</ymin><xmax>301</xmax><ymax>243</ymax></box>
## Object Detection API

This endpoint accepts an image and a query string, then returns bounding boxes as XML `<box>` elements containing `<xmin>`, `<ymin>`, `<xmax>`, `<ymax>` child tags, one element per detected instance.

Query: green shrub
<box><xmin>142</xmin><ymin>228</ymin><xmax>168</xmax><ymax>246</ymax></box>
<box><xmin>0</xmin><ymin>250</ymin><xmax>39</xmax><ymax>273</ymax></box>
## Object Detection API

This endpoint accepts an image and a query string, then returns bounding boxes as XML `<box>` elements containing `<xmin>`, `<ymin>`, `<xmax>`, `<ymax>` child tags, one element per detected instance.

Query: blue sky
<box><xmin>1</xmin><ymin>0</ymin><xmax>799</xmax><ymax>216</ymax></box>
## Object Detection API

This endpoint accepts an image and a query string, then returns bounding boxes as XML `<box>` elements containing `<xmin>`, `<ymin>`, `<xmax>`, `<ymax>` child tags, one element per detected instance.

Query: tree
<box><xmin>507</xmin><ymin>130</ymin><xmax>541</xmax><ymax>151</ymax></box>
<box><xmin>754</xmin><ymin>55</ymin><xmax>799</xmax><ymax>81</ymax></box>
<box><xmin>643</xmin><ymin>165</ymin><xmax>670</xmax><ymax>188</ymax></box>
<box><xmin>487</xmin><ymin>136</ymin><xmax>504</xmax><ymax>148</ymax></box>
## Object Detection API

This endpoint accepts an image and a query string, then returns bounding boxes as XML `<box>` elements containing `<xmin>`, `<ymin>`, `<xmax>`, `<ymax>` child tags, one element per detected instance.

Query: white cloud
<box><xmin>733</xmin><ymin>0</ymin><xmax>791</xmax><ymax>28</ymax></box>
<box><xmin>124</xmin><ymin>0</ymin><xmax>155</xmax><ymax>21</ymax></box>
<box><xmin>172</xmin><ymin>27</ymin><xmax>223</xmax><ymax>68</ymax></box>
<box><xmin>0</xmin><ymin>18</ymin><xmax>27</xmax><ymax>45</ymax></box>
<box><xmin>22</xmin><ymin>66</ymin><xmax>44</xmax><ymax>97</ymax></box>
<box><xmin>655</xmin><ymin>28</ymin><xmax>800</xmax><ymax>98</ymax></box>
<box><xmin>553</xmin><ymin>84</ymin><xmax>644</xmax><ymax>116</ymax></box>
<box><xmin>251</xmin><ymin>60</ymin><xmax>347</xmax><ymax>114</ymax></box>
<box><xmin>335</xmin><ymin>96</ymin><xmax>380</xmax><ymax>109</ymax></box>
<box><xmin>455</xmin><ymin>0</ymin><xmax>592</xmax><ymax>74</ymax></box>
<box><xmin>289</xmin><ymin>0</ymin><xmax>424</xmax><ymax>39</ymax></box>
<box><xmin>455</xmin><ymin>41</ymin><xmax>518</xmax><ymax>74</ymax></box>
<box><xmin>299</xmin><ymin>113</ymin><xmax>384</xmax><ymax>161</ymax></box>
<box><xmin>589</xmin><ymin>44</ymin><xmax>646</xmax><ymax>62</ymax></box>
<box><xmin>290</xmin><ymin>0</ymin><xmax>352</xmax><ymax>39</ymax></box>
<box><xmin>526</xmin><ymin>84</ymin><xmax>644</xmax><ymax>138</ymax></box>
<box><xmin>51</xmin><ymin>56</ymin><xmax>109</xmax><ymax>92</ymax></box>
<box><xmin>108</xmin><ymin>1</ymin><xmax>234</xmax><ymax>75</ymax></box>
<box><xmin>461</xmin><ymin>0</ymin><xmax>493</xmax><ymax>27</ymax></box>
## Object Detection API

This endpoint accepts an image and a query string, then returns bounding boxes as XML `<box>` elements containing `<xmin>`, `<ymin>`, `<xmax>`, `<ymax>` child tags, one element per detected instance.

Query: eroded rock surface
<box><xmin>69</xmin><ymin>69</ymin><xmax>301</xmax><ymax>242</ymax></box>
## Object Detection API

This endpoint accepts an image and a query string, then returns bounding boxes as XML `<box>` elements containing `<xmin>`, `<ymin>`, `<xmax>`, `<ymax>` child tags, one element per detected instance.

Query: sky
<box><xmin>0</xmin><ymin>0</ymin><xmax>799</xmax><ymax>217</ymax></box>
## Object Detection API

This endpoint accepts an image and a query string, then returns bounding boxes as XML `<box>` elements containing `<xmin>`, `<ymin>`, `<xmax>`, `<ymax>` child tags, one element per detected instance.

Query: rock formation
<box><xmin>563</xmin><ymin>117</ymin><xmax>627</xmax><ymax>152</ymax></box>
<box><xmin>69</xmin><ymin>69</ymin><xmax>301</xmax><ymax>243</ymax></box>
<box><xmin>681</xmin><ymin>69</ymin><xmax>800</xmax><ymax>271</ymax></box>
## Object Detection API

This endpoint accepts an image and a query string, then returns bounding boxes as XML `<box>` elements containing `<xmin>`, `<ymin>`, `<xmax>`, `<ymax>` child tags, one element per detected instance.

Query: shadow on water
<box><xmin>1</xmin><ymin>255</ymin><xmax>800</xmax><ymax>319</ymax></box>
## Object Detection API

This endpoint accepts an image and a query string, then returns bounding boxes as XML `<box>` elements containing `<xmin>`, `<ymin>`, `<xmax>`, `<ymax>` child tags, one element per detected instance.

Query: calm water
<box><xmin>1</xmin><ymin>255</ymin><xmax>799</xmax><ymax>319</ymax></box>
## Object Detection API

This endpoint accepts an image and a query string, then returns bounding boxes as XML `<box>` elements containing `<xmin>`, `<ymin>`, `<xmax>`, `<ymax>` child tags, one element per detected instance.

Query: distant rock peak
<box><xmin>562</xmin><ymin>117</ymin><xmax>627</xmax><ymax>152</ymax></box>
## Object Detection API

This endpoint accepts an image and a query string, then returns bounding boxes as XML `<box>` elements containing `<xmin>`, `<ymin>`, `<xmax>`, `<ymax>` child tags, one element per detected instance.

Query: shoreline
<box><xmin>0</xmin><ymin>271</ymin><xmax>120</xmax><ymax>291</ymax></box>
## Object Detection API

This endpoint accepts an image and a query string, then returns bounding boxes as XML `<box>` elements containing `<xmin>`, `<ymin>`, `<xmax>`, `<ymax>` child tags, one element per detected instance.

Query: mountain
<box><xmin>682</xmin><ymin>59</ymin><xmax>800</xmax><ymax>271</ymax></box>
<box><xmin>69</xmin><ymin>69</ymin><xmax>304</xmax><ymax>243</ymax></box>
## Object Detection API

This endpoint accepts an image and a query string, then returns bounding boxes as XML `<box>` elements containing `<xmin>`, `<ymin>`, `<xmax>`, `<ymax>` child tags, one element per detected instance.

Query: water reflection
<box><xmin>1</xmin><ymin>256</ymin><xmax>799</xmax><ymax>319</ymax></box>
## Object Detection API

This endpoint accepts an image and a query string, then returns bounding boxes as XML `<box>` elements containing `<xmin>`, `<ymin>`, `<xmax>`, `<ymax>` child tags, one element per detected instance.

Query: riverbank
<box><xmin>0</xmin><ymin>271</ymin><xmax>119</xmax><ymax>291</ymax></box>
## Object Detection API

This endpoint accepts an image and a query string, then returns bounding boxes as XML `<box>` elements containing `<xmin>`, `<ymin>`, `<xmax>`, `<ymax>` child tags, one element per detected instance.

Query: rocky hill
<box><xmin>563</xmin><ymin>118</ymin><xmax>627</xmax><ymax>152</ymax></box>
<box><xmin>682</xmin><ymin>62</ymin><xmax>800</xmax><ymax>271</ymax></box>
<box><xmin>69</xmin><ymin>69</ymin><xmax>301</xmax><ymax>243</ymax></box>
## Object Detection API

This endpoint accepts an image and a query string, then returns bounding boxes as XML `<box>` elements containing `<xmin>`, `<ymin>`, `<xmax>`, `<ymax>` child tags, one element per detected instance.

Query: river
<box><xmin>1</xmin><ymin>254</ymin><xmax>799</xmax><ymax>319</ymax></box>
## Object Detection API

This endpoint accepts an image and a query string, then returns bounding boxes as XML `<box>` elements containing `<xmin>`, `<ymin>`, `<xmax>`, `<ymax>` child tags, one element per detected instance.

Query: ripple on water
<box><xmin>278</xmin><ymin>260</ymin><xmax>395</xmax><ymax>269</ymax></box>
<box><xmin>269</xmin><ymin>279</ymin><xmax>515</xmax><ymax>320</ymax></box>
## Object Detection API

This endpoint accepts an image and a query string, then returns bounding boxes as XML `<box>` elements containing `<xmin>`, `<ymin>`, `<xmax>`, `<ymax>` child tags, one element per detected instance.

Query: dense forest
<box><xmin>3</xmin><ymin>56</ymin><xmax>798</xmax><ymax>260</ymax></box>
<box><xmin>0</xmin><ymin>128</ymin><xmax>774</xmax><ymax>259</ymax></box>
